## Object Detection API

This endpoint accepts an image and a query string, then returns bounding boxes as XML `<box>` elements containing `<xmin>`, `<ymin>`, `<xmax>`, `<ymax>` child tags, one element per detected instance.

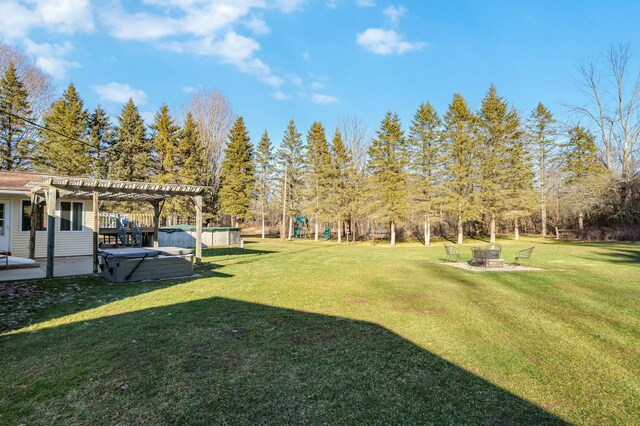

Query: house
<box><xmin>0</xmin><ymin>170</ymin><xmax>93</xmax><ymax>258</ymax></box>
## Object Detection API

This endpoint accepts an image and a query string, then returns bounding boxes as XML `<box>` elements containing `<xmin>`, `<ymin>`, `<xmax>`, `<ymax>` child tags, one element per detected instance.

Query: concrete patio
<box><xmin>442</xmin><ymin>261</ymin><xmax>541</xmax><ymax>272</ymax></box>
<box><xmin>0</xmin><ymin>256</ymin><xmax>94</xmax><ymax>281</ymax></box>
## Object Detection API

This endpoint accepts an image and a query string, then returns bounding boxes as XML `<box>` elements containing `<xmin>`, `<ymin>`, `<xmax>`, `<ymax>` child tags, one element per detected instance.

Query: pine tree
<box><xmin>0</xmin><ymin>62</ymin><xmax>34</xmax><ymax>170</ymax></box>
<box><xmin>408</xmin><ymin>102</ymin><xmax>443</xmax><ymax>246</ymax></box>
<box><xmin>561</xmin><ymin>125</ymin><xmax>604</xmax><ymax>230</ymax></box>
<box><xmin>367</xmin><ymin>111</ymin><xmax>408</xmax><ymax>245</ymax></box>
<box><xmin>305</xmin><ymin>121</ymin><xmax>332</xmax><ymax>241</ymax></box>
<box><xmin>151</xmin><ymin>103</ymin><xmax>181</xmax><ymax>183</ymax></box>
<box><xmin>174</xmin><ymin>112</ymin><xmax>210</xmax><ymax>218</ymax></box>
<box><xmin>442</xmin><ymin>94</ymin><xmax>480</xmax><ymax>244</ymax></box>
<box><xmin>177</xmin><ymin>112</ymin><xmax>209</xmax><ymax>186</ymax></box>
<box><xmin>277</xmin><ymin>119</ymin><xmax>305</xmax><ymax>240</ymax></box>
<box><xmin>87</xmin><ymin>105</ymin><xmax>115</xmax><ymax>179</ymax></box>
<box><xmin>255</xmin><ymin>130</ymin><xmax>274</xmax><ymax>239</ymax></box>
<box><xmin>527</xmin><ymin>103</ymin><xmax>556</xmax><ymax>237</ymax></box>
<box><xmin>219</xmin><ymin>116</ymin><xmax>255</xmax><ymax>226</ymax></box>
<box><xmin>478</xmin><ymin>85</ymin><xmax>516</xmax><ymax>243</ymax></box>
<box><xmin>36</xmin><ymin>83</ymin><xmax>90</xmax><ymax>175</ymax></box>
<box><xmin>109</xmin><ymin>98</ymin><xmax>151</xmax><ymax>181</ymax></box>
<box><xmin>330</xmin><ymin>128</ymin><xmax>353</xmax><ymax>243</ymax></box>
<box><xmin>504</xmin><ymin>112</ymin><xmax>536</xmax><ymax>240</ymax></box>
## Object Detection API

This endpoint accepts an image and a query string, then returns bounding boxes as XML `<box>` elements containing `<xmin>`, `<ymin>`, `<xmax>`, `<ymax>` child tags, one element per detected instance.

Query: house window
<box><xmin>60</xmin><ymin>202</ymin><xmax>83</xmax><ymax>231</ymax></box>
<box><xmin>72</xmin><ymin>202</ymin><xmax>83</xmax><ymax>231</ymax></box>
<box><xmin>21</xmin><ymin>200</ymin><xmax>47</xmax><ymax>232</ymax></box>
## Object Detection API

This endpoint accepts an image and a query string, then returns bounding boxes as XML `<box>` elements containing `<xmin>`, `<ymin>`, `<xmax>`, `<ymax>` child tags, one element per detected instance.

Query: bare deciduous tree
<box><xmin>186</xmin><ymin>88</ymin><xmax>236</xmax><ymax>197</ymax></box>
<box><xmin>573</xmin><ymin>44</ymin><xmax>640</xmax><ymax>208</ymax></box>
<box><xmin>0</xmin><ymin>41</ymin><xmax>55</xmax><ymax>120</ymax></box>
<box><xmin>338</xmin><ymin>116</ymin><xmax>371</xmax><ymax>241</ymax></box>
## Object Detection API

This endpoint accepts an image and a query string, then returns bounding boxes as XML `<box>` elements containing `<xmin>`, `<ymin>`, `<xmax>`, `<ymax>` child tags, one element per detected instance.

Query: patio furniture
<box><xmin>471</xmin><ymin>247</ymin><xmax>503</xmax><ymax>268</ymax></box>
<box><xmin>0</xmin><ymin>250</ymin><xmax>10</xmax><ymax>270</ymax></box>
<box><xmin>444</xmin><ymin>244</ymin><xmax>460</xmax><ymax>262</ymax></box>
<box><xmin>515</xmin><ymin>247</ymin><xmax>535</xmax><ymax>267</ymax></box>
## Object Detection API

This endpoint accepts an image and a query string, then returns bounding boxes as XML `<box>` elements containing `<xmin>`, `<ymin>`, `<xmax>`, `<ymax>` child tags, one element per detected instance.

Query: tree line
<box><xmin>1</xmin><ymin>42</ymin><xmax>638</xmax><ymax>241</ymax></box>
<box><xmin>215</xmin><ymin>85</ymin><xmax>610</xmax><ymax>245</ymax></box>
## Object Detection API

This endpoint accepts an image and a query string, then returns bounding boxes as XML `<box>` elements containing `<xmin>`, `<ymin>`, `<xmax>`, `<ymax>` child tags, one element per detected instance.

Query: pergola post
<box><xmin>28</xmin><ymin>192</ymin><xmax>37</xmax><ymax>259</ymax></box>
<box><xmin>92</xmin><ymin>192</ymin><xmax>99</xmax><ymax>273</ymax></box>
<box><xmin>194</xmin><ymin>195</ymin><xmax>203</xmax><ymax>264</ymax></box>
<box><xmin>152</xmin><ymin>200</ymin><xmax>164</xmax><ymax>248</ymax></box>
<box><xmin>45</xmin><ymin>187</ymin><xmax>57</xmax><ymax>278</ymax></box>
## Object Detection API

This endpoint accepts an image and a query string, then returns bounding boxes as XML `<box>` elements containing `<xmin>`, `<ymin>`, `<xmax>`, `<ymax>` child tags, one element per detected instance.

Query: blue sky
<box><xmin>2</xmin><ymin>0</ymin><xmax>640</xmax><ymax>145</ymax></box>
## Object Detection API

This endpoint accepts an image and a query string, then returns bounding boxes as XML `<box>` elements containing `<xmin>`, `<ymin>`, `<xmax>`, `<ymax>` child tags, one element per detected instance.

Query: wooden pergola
<box><xmin>28</xmin><ymin>176</ymin><xmax>208</xmax><ymax>278</ymax></box>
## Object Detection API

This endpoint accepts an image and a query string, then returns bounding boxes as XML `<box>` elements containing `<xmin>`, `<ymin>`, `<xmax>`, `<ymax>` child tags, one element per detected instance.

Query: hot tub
<box><xmin>99</xmin><ymin>247</ymin><xmax>193</xmax><ymax>283</ymax></box>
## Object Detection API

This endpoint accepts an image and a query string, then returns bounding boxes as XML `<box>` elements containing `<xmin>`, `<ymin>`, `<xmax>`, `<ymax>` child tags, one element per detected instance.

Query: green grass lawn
<box><xmin>1</xmin><ymin>237</ymin><xmax>639</xmax><ymax>424</ymax></box>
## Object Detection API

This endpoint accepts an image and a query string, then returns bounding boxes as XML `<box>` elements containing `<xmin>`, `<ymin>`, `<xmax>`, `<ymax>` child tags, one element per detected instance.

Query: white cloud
<box><xmin>94</xmin><ymin>82</ymin><xmax>148</xmax><ymax>104</ymax></box>
<box><xmin>311</xmin><ymin>93</ymin><xmax>338</xmax><ymax>104</ymax></box>
<box><xmin>383</xmin><ymin>5</ymin><xmax>406</xmax><ymax>27</ymax></box>
<box><xmin>183</xmin><ymin>86</ymin><xmax>197</xmax><ymax>94</ymax></box>
<box><xmin>245</xmin><ymin>15</ymin><xmax>270</xmax><ymax>35</ymax></box>
<box><xmin>0</xmin><ymin>0</ymin><xmax>94</xmax><ymax>40</ymax></box>
<box><xmin>0</xmin><ymin>0</ymin><xmax>93</xmax><ymax>79</ymax></box>
<box><xmin>310</xmin><ymin>81</ymin><xmax>324</xmax><ymax>90</ymax></box>
<box><xmin>102</xmin><ymin>1</ymin><xmax>286</xmax><ymax>89</ymax></box>
<box><xmin>303</xmin><ymin>52</ymin><xmax>311</xmax><ymax>61</ymax></box>
<box><xmin>355</xmin><ymin>0</ymin><xmax>375</xmax><ymax>7</ymax></box>
<box><xmin>356</xmin><ymin>28</ymin><xmax>424</xmax><ymax>55</ymax></box>
<box><xmin>276</xmin><ymin>0</ymin><xmax>305</xmax><ymax>13</ymax></box>
<box><xmin>326</xmin><ymin>0</ymin><xmax>339</xmax><ymax>8</ymax></box>
<box><xmin>290</xmin><ymin>74</ymin><xmax>304</xmax><ymax>86</ymax></box>
<box><xmin>23</xmin><ymin>40</ymin><xmax>80</xmax><ymax>79</ymax></box>
<box><xmin>274</xmin><ymin>90</ymin><xmax>291</xmax><ymax>100</ymax></box>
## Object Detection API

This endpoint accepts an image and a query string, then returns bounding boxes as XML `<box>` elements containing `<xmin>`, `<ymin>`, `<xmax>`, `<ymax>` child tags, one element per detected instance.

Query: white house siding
<box><xmin>8</xmin><ymin>195</ymin><xmax>93</xmax><ymax>258</ymax></box>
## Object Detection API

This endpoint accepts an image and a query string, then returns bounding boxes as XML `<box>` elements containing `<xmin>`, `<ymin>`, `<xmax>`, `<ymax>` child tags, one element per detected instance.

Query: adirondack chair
<box><xmin>515</xmin><ymin>247</ymin><xmax>535</xmax><ymax>267</ymax></box>
<box><xmin>115</xmin><ymin>217</ymin><xmax>127</xmax><ymax>247</ymax></box>
<box><xmin>131</xmin><ymin>222</ymin><xmax>143</xmax><ymax>247</ymax></box>
<box><xmin>444</xmin><ymin>244</ymin><xmax>460</xmax><ymax>262</ymax></box>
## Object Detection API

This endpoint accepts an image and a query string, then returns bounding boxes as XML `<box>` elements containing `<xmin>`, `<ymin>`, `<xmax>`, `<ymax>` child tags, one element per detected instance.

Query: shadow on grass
<box><xmin>0</xmin><ymin>297</ymin><xmax>567</xmax><ymax>425</ymax></box>
<box><xmin>202</xmin><ymin>247</ymin><xmax>276</xmax><ymax>258</ymax></box>
<box><xmin>580</xmin><ymin>247</ymin><xmax>640</xmax><ymax>265</ymax></box>
<box><xmin>0</xmin><ymin>269</ymin><xmax>234</xmax><ymax>333</ymax></box>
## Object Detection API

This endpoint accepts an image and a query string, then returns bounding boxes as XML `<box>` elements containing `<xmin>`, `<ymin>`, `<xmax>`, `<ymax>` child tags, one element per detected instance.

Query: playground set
<box><xmin>293</xmin><ymin>215</ymin><xmax>331</xmax><ymax>240</ymax></box>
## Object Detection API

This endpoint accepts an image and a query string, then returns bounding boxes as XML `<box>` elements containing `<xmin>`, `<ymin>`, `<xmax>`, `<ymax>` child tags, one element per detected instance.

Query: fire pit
<box><xmin>470</xmin><ymin>246</ymin><xmax>503</xmax><ymax>268</ymax></box>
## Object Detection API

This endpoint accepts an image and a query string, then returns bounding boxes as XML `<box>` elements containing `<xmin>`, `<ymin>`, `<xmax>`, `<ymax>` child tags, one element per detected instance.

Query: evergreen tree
<box><xmin>87</xmin><ymin>105</ymin><xmax>115</xmax><ymax>179</ymax></box>
<box><xmin>109</xmin><ymin>98</ymin><xmax>151</xmax><ymax>181</ymax></box>
<box><xmin>0</xmin><ymin>62</ymin><xmax>34</xmax><ymax>170</ymax></box>
<box><xmin>255</xmin><ymin>130</ymin><xmax>274</xmax><ymax>239</ymax></box>
<box><xmin>177</xmin><ymin>112</ymin><xmax>209</xmax><ymax>186</ymax></box>
<box><xmin>408</xmin><ymin>102</ymin><xmax>443</xmax><ymax>246</ymax></box>
<box><xmin>330</xmin><ymin>128</ymin><xmax>354</xmax><ymax>243</ymax></box>
<box><xmin>442</xmin><ymin>94</ymin><xmax>480</xmax><ymax>244</ymax></box>
<box><xmin>219</xmin><ymin>116</ymin><xmax>255</xmax><ymax>225</ymax></box>
<box><xmin>150</xmin><ymin>103</ymin><xmax>181</xmax><ymax>183</ymax></box>
<box><xmin>36</xmin><ymin>83</ymin><xmax>90</xmax><ymax>175</ymax></box>
<box><xmin>175</xmin><ymin>112</ymin><xmax>210</xmax><ymax>218</ymax></box>
<box><xmin>478</xmin><ymin>85</ymin><xmax>517</xmax><ymax>242</ymax></box>
<box><xmin>561</xmin><ymin>125</ymin><xmax>604</xmax><ymax>230</ymax></box>
<box><xmin>367</xmin><ymin>111</ymin><xmax>408</xmax><ymax>245</ymax></box>
<box><xmin>504</xmin><ymin>111</ymin><xmax>536</xmax><ymax>240</ymax></box>
<box><xmin>527</xmin><ymin>103</ymin><xmax>556</xmax><ymax>237</ymax></box>
<box><xmin>277</xmin><ymin>119</ymin><xmax>305</xmax><ymax>240</ymax></box>
<box><xmin>305</xmin><ymin>121</ymin><xmax>332</xmax><ymax>241</ymax></box>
